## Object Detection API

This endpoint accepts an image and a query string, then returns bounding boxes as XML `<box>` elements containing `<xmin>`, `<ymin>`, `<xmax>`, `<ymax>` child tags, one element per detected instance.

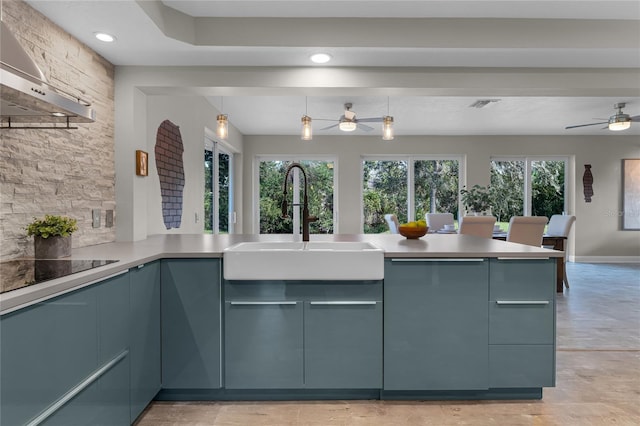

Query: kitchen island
<box><xmin>0</xmin><ymin>234</ymin><xmax>561</xmax><ymax>425</ymax></box>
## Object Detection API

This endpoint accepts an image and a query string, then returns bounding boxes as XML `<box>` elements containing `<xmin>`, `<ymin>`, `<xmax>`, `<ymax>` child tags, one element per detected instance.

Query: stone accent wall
<box><xmin>155</xmin><ymin>120</ymin><xmax>185</xmax><ymax>229</ymax></box>
<box><xmin>0</xmin><ymin>0</ymin><xmax>116</xmax><ymax>259</ymax></box>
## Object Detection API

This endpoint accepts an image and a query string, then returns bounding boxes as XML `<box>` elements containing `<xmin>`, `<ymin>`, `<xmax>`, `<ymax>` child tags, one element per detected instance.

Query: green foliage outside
<box><xmin>26</xmin><ymin>215</ymin><xmax>78</xmax><ymax>238</ymax></box>
<box><xmin>259</xmin><ymin>160</ymin><xmax>334</xmax><ymax>234</ymax></box>
<box><xmin>490</xmin><ymin>160</ymin><xmax>565</xmax><ymax>221</ymax></box>
<box><xmin>364</xmin><ymin>160</ymin><xmax>459</xmax><ymax>233</ymax></box>
<box><xmin>363</xmin><ymin>161</ymin><xmax>408</xmax><ymax>233</ymax></box>
<box><xmin>532</xmin><ymin>161</ymin><xmax>565</xmax><ymax>217</ymax></box>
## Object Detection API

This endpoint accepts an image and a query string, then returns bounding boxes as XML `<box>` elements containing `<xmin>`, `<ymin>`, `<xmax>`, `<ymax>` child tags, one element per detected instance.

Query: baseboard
<box><xmin>572</xmin><ymin>256</ymin><xmax>640</xmax><ymax>263</ymax></box>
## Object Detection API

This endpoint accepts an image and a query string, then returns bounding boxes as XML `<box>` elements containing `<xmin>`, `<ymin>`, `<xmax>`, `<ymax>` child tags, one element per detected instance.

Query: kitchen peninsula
<box><xmin>0</xmin><ymin>234</ymin><xmax>561</xmax><ymax>426</ymax></box>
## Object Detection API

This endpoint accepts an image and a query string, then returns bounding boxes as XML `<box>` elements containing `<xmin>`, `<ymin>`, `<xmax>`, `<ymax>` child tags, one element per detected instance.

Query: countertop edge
<box><xmin>1</xmin><ymin>234</ymin><xmax>562</xmax><ymax>315</ymax></box>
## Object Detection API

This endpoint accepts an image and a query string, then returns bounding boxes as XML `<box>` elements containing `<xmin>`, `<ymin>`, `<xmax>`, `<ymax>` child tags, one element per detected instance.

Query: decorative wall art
<box><xmin>622</xmin><ymin>159</ymin><xmax>640</xmax><ymax>230</ymax></box>
<box><xmin>582</xmin><ymin>164</ymin><xmax>594</xmax><ymax>203</ymax></box>
<box><xmin>135</xmin><ymin>150</ymin><xmax>148</xmax><ymax>176</ymax></box>
<box><xmin>155</xmin><ymin>120</ymin><xmax>185</xmax><ymax>229</ymax></box>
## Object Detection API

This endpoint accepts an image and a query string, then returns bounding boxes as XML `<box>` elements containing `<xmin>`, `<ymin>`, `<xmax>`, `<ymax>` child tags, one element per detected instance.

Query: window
<box><xmin>204</xmin><ymin>138</ymin><xmax>234</xmax><ymax>234</ymax></box>
<box><xmin>363</xmin><ymin>157</ymin><xmax>461</xmax><ymax>233</ymax></box>
<box><xmin>490</xmin><ymin>157</ymin><xmax>567</xmax><ymax>221</ymax></box>
<box><xmin>257</xmin><ymin>157</ymin><xmax>335</xmax><ymax>235</ymax></box>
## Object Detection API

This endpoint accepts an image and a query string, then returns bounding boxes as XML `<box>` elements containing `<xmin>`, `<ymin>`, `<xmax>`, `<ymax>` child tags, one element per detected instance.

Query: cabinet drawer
<box><xmin>490</xmin><ymin>258</ymin><xmax>555</xmax><ymax>300</ymax></box>
<box><xmin>489</xmin><ymin>345</ymin><xmax>555</xmax><ymax>388</ymax></box>
<box><xmin>489</xmin><ymin>301</ymin><xmax>554</xmax><ymax>344</ymax></box>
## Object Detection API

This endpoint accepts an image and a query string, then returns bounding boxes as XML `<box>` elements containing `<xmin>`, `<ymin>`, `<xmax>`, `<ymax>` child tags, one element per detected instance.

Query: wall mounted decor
<box><xmin>582</xmin><ymin>164</ymin><xmax>594</xmax><ymax>202</ymax></box>
<box><xmin>155</xmin><ymin>120</ymin><xmax>184</xmax><ymax>229</ymax></box>
<box><xmin>622</xmin><ymin>159</ymin><xmax>640</xmax><ymax>230</ymax></box>
<box><xmin>135</xmin><ymin>150</ymin><xmax>148</xmax><ymax>176</ymax></box>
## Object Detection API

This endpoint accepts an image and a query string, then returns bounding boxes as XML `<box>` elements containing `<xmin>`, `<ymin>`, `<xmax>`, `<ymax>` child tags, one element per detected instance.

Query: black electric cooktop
<box><xmin>0</xmin><ymin>259</ymin><xmax>119</xmax><ymax>295</ymax></box>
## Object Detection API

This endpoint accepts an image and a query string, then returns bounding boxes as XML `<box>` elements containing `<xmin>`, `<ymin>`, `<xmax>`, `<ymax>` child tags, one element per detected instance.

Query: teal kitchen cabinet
<box><xmin>488</xmin><ymin>258</ymin><xmax>556</xmax><ymax>388</ymax></box>
<box><xmin>0</xmin><ymin>271</ymin><xmax>130</xmax><ymax>426</ymax></box>
<box><xmin>384</xmin><ymin>258</ymin><xmax>489</xmax><ymax>391</ymax></box>
<box><xmin>161</xmin><ymin>259</ymin><xmax>221</xmax><ymax>389</ymax></box>
<box><xmin>304</xmin><ymin>300</ymin><xmax>382</xmax><ymax>388</ymax></box>
<box><xmin>129</xmin><ymin>261</ymin><xmax>161</xmax><ymax>421</ymax></box>
<box><xmin>225</xmin><ymin>301</ymin><xmax>304</xmax><ymax>388</ymax></box>
<box><xmin>224</xmin><ymin>280</ymin><xmax>382</xmax><ymax>389</ymax></box>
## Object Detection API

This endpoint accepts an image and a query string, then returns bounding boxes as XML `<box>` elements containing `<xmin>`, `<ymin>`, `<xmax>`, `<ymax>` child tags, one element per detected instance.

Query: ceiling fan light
<box><xmin>339</xmin><ymin>121</ymin><xmax>357</xmax><ymax>132</ymax></box>
<box><xmin>216</xmin><ymin>114</ymin><xmax>228</xmax><ymax>140</ymax></box>
<box><xmin>301</xmin><ymin>115</ymin><xmax>312</xmax><ymax>140</ymax></box>
<box><xmin>609</xmin><ymin>118</ymin><xmax>631</xmax><ymax>131</ymax></box>
<box><xmin>382</xmin><ymin>116</ymin><xmax>394</xmax><ymax>140</ymax></box>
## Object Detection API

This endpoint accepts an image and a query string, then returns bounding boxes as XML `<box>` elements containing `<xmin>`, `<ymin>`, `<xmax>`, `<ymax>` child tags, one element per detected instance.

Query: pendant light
<box><xmin>382</xmin><ymin>97</ymin><xmax>394</xmax><ymax>140</ymax></box>
<box><xmin>301</xmin><ymin>97</ymin><xmax>312</xmax><ymax>140</ymax></box>
<box><xmin>216</xmin><ymin>97</ymin><xmax>228</xmax><ymax>140</ymax></box>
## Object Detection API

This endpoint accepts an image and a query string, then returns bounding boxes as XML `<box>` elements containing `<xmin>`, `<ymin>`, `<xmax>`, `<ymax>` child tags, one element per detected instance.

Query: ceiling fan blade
<box><xmin>565</xmin><ymin>121</ymin><xmax>608</xmax><ymax>129</ymax></box>
<box><xmin>357</xmin><ymin>123</ymin><xmax>374</xmax><ymax>131</ymax></box>
<box><xmin>319</xmin><ymin>123</ymin><xmax>339</xmax><ymax>131</ymax></box>
<box><xmin>630</xmin><ymin>115</ymin><xmax>640</xmax><ymax>122</ymax></box>
<box><xmin>355</xmin><ymin>117</ymin><xmax>384</xmax><ymax>123</ymax></box>
<box><xmin>313</xmin><ymin>118</ymin><xmax>339</xmax><ymax>122</ymax></box>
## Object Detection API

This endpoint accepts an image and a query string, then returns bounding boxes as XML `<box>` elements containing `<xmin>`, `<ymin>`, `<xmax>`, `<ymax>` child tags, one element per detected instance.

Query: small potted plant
<box><xmin>460</xmin><ymin>185</ymin><xmax>493</xmax><ymax>215</ymax></box>
<box><xmin>25</xmin><ymin>215</ymin><xmax>78</xmax><ymax>258</ymax></box>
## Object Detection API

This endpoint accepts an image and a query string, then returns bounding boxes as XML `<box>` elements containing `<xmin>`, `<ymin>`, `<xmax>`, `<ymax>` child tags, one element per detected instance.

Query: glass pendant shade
<box><xmin>382</xmin><ymin>116</ymin><xmax>394</xmax><ymax>140</ymax></box>
<box><xmin>301</xmin><ymin>115</ymin><xmax>312</xmax><ymax>140</ymax></box>
<box><xmin>216</xmin><ymin>114</ymin><xmax>228</xmax><ymax>140</ymax></box>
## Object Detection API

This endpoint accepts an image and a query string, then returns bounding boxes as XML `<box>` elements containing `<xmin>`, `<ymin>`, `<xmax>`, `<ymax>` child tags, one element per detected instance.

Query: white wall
<box><xmin>242</xmin><ymin>134</ymin><xmax>640</xmax><ymax>259</ymax></box>
<box><xmin>113</xmin><ymin>65</ymin><xmax>639</xmax><ymax>259</ymax></box>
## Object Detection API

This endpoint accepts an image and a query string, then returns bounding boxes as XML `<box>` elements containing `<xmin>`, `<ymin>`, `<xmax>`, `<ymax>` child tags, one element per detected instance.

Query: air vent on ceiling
<box><xmin>469</xmin><ymin>99</ymin><xmax>501</xmax><ymax>109</ymax></box>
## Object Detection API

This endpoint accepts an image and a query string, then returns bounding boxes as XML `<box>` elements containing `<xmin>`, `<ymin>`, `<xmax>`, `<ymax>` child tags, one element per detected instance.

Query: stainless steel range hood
<box><xmin>1</xmin><ymin>20</ymin><xmax>95</xmax><ymax>129</ymax></box>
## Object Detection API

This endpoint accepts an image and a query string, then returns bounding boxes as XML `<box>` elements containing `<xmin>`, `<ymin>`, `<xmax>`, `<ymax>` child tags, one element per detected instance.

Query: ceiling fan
<box><xmin>316</xmin><ymin>103</ymin><xmax>384</xmax><ymax>132</ymax></box>
<box><xmin>565</xmin><ymin>102</ymin><xmax>640</xmax><ymax>131</ymax></box>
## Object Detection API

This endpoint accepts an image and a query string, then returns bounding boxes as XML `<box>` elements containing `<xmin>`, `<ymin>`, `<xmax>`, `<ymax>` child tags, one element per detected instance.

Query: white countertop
<box><xmin>1</xmin><ymin>233</ymin><xmax>561</xmax><ymax>314</ymax></box>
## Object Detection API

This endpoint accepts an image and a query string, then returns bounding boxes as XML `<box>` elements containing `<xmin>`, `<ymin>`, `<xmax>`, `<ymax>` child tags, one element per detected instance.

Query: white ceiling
<box><xmin>24</xmin><ymin>0</ymin><xmax>640</xmax><ymax>136</ymax></box>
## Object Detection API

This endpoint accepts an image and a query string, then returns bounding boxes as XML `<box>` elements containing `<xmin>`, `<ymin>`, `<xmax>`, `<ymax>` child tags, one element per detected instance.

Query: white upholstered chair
<box><xmin>384</xmin><ymin>214</ymin><xmax>400</xmax><ymax>234</ymax></box>
<box><xmin>546</xmin><ymin>214</ymin><xmax>576</xmax><ymax>288</ymax></box>
<box><xmin>506</xmin><ymin>216</ymin><xmax>548</xmax><ymax>247</ymax></box>
<box><xmin>425</xmin><ymin>213</ymin><xmax>455</xmax><ymax>232</ymax></box>
<box><xmin>458</xmin><ymin>216</ymin><xmax>496</xmax><ymax>238</ymax></box>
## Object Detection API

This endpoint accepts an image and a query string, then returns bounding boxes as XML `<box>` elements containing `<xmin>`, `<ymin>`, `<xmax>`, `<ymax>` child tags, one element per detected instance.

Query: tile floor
<box><xmin>135</xmin><ymin>262</ymin><xmax>640</xmax><ymax>425</ymax></box>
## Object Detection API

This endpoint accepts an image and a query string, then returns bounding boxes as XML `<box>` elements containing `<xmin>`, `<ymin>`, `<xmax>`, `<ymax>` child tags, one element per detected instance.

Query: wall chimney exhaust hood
<box><xmin>1</xmin><ymin>20</ymin><xmax>95</xmax><ymax>129</ymax></box>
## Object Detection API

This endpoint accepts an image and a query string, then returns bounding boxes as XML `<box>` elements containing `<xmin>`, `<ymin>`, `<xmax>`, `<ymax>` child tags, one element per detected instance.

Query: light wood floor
<box><xmin>136</xmin><ymin>262</ymin><xmax>640</xmax><ymax>425</ymax></box>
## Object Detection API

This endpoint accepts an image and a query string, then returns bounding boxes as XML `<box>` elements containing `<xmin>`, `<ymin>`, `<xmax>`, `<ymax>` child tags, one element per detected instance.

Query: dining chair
<box><xmin>545</xmin><ymin>214</ymin><xmax>576</xmax><ymax>288</ymax></box>
<box><xmin>425</xmin><ymin>213</ymin><xmax>455</xmax><ymax>232</ymax></box>
<box><xmin>458</xmin><ymin>216</ymin><xmax>496</xmax><ymax>238</ymax></box>
<box><xmin>506</xmin><ymin>216</ymin><xmax>549</xmax><ymax>247</ymax></box>
<box><xmin>384</xmin><ymin>214</ymin><xmax>400</xmax><ymax>234</ymax></box>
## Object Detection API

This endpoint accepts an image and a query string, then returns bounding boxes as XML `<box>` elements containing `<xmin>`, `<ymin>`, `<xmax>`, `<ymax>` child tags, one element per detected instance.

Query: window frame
<box><xmin>254</xmin><ymin>155</ymin><xmax>338</xmax><ymax>235</ymax></box>
<box><xmin>361</xmin><ymin>154</ymin><xmax>464</xmax><ymax>231</ymax></box>
<box><xmin>490</xmin><ymin>155</ymin><xmax>569</xmax><ymax>216</ymax></box>
<box><xmin>205</xmin><ymin>133</ymin><xmax>235</xmax><ymax>234</ymax></box>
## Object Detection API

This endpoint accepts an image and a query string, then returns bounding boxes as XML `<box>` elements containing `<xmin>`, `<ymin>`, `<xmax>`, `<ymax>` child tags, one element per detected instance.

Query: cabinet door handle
<box><xmin>391</xmin><ymin>258</ymin><xmax>485</xmax><ymax>262</ymax></box>
<box><xmin>137</xmin><ymin>264</ymin><xmax>145</xmax><ymax>269</ymax></box>
<box><xmin>496</xmin><ymin>257</ymin><xmax>550</xmax><ymax>260</ymax></box>
<box><xmin>309</xmin><ymin>301</ymin><xmax>377</xmax><ymax>306</ymax></box>
<box><xmin>229</xmin><ymin>301</ymin><xmax>297</xmax><ymax>306</ymax></box>
<box><xmin>495</xmin><ymin>300</ymin><xmax>550</xmax><ymax>305</ymax></box>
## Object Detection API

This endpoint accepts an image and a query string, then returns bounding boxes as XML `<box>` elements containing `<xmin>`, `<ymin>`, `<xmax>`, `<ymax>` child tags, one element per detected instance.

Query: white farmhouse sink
<box><xmin>223</xmin><ymin>241</ymin><xmax>384</xmax><ymax>280</ymax></box>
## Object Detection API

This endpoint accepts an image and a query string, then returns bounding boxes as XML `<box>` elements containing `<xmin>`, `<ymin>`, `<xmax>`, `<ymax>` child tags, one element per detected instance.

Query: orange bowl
<box><xmin>398</xmin><ymin>225</ymin><xmax>428</xmax><ymax>239</ymax></box>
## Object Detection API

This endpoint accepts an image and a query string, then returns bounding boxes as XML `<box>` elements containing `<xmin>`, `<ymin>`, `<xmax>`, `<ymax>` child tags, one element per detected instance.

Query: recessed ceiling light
<box><xmin>51</xmin><ymin>112</ymin><xmax>66</xmax><ymax>117</ymax></box>
<box><xmin>94</xmin><ymin>32</ymin><xmax>116</xmax><ymax>43</ymax></box>
<box><xmin>310</xmin><ymin>53</ymin><xmax>332</xmax><ymax>64</ymax></box>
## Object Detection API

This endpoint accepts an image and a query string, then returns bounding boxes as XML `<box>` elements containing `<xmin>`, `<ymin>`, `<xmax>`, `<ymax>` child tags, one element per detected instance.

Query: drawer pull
<box><xmin>309</xmin><ymin>301</ymin><xmax>377</xmax><ymax>306</ymax></box>
<box><xmin>230</xmin><ymin>301</ymin><xmax>297</xmax><ymax>306</ymax></box>
<box><xmin>495</xmin><ymin>300</ymin><xmax>549</xmax><ymax>305</ymax></box>
<box><xmin>391</xmin><ymin>258</ymin><xmax>485</xmax><ymax>262</ymax></box>
<box><xmin>496</xmin><ymin>257</ymin><xmax>550</xmax><ymax>260</ymax></box>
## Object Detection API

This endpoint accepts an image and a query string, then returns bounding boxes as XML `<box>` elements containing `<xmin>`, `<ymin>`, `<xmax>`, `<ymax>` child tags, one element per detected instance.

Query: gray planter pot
<box><xmin>34</xmin><ymin>235</ymin><xmax>72</xmax><ymax>258</ymax></box>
